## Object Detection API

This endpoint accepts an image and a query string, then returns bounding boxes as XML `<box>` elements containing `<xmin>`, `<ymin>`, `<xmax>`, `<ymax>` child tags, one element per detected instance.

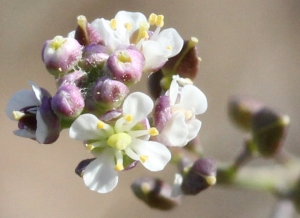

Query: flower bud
<box><xmin>92</xmin><ymin>77</ymin><xmax>129</xmax><ymax>110</ymax></box>
<box><xmin>252</xmin><ymin>108</ymin><xmax>289</xmax><ymax>157</ymax></box>
<box><xmin>106</xmin><ymin>48</ymin><xmax>145</xmax><ymax>85</ymax></box>
<box><xmin>56</xmin><ymin>70</ymin><xmax>87</xmax><ymax>88</ymax></box>
<box><xmin>161</xmin><ymin>37</ymin><xmax>199</xmax><ymax>80</ymax></box>
<box><xmin>42</xmin><ymin>36</ymin><xmax>82</xmax><ymax>76</ymax></box>
<box><xmin>152</xmin><ymin>95</ymin><xmax>172</xmax><ymax>132</ymax></box>
<box><xmin>51</xmin><ymin>84</ymin><xmax>84</xmax><ymax>119</ymax></box>
<box><xmin>75</xmin><ymin>158</ymin><xmax>95</xmax><ymax>177</ymax></box>
<box><xmin>80</xmin><ymin>44</ymin><xmax>109</xmax><ymax>69</ymax></box>
<box><xmin>148</xmin><ymin>69</ymin><xmax>164</xmax><ymax>99</ymax></box>
<box><xmin>181</xmin><ymin>158</ymin><xmax>216</xmax><ymax>195</ymax></box>
<box><xmin>228</xmin><ymin>96</ymin><xmax>264</xmax><ymax>131</ymax></box>
<box><xmin>131</xmin><ymin>177</ymin><xmax>180</xmax><ymax>210</ymax></box>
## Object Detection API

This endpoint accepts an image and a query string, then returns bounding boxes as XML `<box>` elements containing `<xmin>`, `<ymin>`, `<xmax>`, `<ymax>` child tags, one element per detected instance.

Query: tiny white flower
<box><xmin>70</xmin><ymin>92</ymin><xmax>171</xmax><ymax>193</ymax></box>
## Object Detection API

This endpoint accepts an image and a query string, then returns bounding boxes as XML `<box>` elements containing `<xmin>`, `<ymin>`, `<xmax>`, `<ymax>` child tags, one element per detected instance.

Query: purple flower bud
<box><xmin>42</xmin><ymin>36</ymin><xmax>82</xmax><ymax>76</ymax></box>
<box><xmin>181</xmin><ymin>158</ymin><xmax>216</xmax><ymax>195</ymax></box>
<box><xmin>252</xmin><ymin>108</ymin><xmax>289</xmax><ymax>157</ymax></box>
<box><xmin>153</xmin><ymin>95</ymin><xmax>172</xmax><ymax>132</ymax></box>
<box><xmin>51</xmin><ymin>84</ymin><xmax>84</xmax><ymax>119</ymax></box>
<box><xmin>56</xmin><ymin>70</ymin><xmax>87</xmax><ymax>88</ymax></box>
<box><xmin>107</xmin><ymin>48</ymin><xmax>145</xmax><ymax>85</ymax></box>
<box><xmin>131</xmin><ymin>177</ymin><xmax>180</xmax><ymax>210</ymax></box>
<box><xmin>148</xmin><ymin>69</ymin><xmax>164</xmax><ymax>99</ymax></box>
<box><xmin>92</xmin><ymin>77</ymin><xmax>129</xmax><ymax>110</ymax></box>
<box><xmin>80</xmin><ymin>44</ymin><xmax>109</xmax><ymax>69</ymax></box>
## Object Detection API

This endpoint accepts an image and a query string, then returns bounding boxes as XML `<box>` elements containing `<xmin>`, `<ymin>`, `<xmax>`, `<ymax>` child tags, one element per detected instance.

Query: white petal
<box><xmin>130</xmin><ymin>138</ymin><xmax>171</xmax><ymax>171</ymax></box>
<box><xmin>13</xmin><ymin>129</ymin><xmax>35</xmax><ymax>139</ymax></box>
<box><xmin>29</xmin><ymin>82</ymin><xmax>43</xmax><ymax>103</ymax></box>
<box><xmin>6</xmin><ymin>89</ymin><xmax>40</xmax><ymax>120</ymax></box>
<box><xmin>155</xmin><ymin>28</ymin><xmax>184</xmax><ymax>58</ymax></box>
<box><xmin>122</xmin><ymin>92</ymin><xmax>153</xmax><ymax>127</ymax></box>
<box><xmin>35</xmin><ymin>110</ymin><xmax>48</xmax><ymax>143</ymax></box>
<box><xmin>158</xmin><ymin>112</ymin><xmax>189</xmax><ymax>147</ymax></box>
<box><xmin>184</xmin><ymin>119</ymin><xmax>202</xmax><ymax>144</ymax></box>
<box><xmin>179</xmin><ymin>85</ymin><xmax>208</xmax><ymax>114</ymax></box>
<box><xmin>83</xmin><ymin>148</ymin><xmax>118</xmax><ymax>193</ymax></box>
<box><xmin>168</xmin><ymin>79</ymin><xmax>179</xmax><ymax>106</ymax></box>
<box><xmin>142</xmin><ymin>40</ymin><xmax>168</xmax><ymax>73</ymax></box>
<box><xmin>67</xmin><ymin>30</ymin><xmax>75</xmax><ymax>38</ymax></box>
<box><xmin>69</xmin><ymin>114</ymin><xmax>107</xmax><ymax>141</ymax></box>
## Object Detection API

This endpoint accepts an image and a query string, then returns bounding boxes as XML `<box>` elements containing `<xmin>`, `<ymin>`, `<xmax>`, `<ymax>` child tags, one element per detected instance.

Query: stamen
<box><xmin>140</xmin><ymin>155</ymin><xmax>148</xmax><ymax>163</ymax></box>
<box><xmin>115</xmin><ymin>163</ymin><xmax>124</xmax><ymax>171</ymax></box>
<box><xmin>148</xmin><ymin>13</ymin><xmax>157</xmax><ymax>25</ymax></box>
<box><xmin>118</xmin><ymin>51</ymin><xmax>132</xmax><ymax>63</ymax></box>
<box><xmin>115</xmin><ymin>150</ymin><xmax>124</xmax><ymax>171</ymax></box>
<box><xmin>110</xmin><ymin>19</ymin><xmax>117</xmax><ymax>30</ymax></box>
<box><xmin>124</xmin><ymin>114</ymin><xmax>133</xmax><ymax>123</ymax></box>
<box><xmin>166</xmin><ymin>45</ymin><xmax>173</xmax><ymax>50</ymax></box>
<box><xmin>184</xmin><ymin>110</ymin><xmax>193</xmax><ymax>120</ymax></box>
<box><xmin>205</xmin><ymin>175</ymin><xmax>217</xmax><ymax>186</ymax></box>
<box><xmin>77</xmin><ymin>15</ymin><xmax>87</xmax><ymax>28</ymax></box>
<box><xmin>134</xmin><ymin>21</ymin><xmax>150</xmax><ymax>44</ymax></box>
<box><xmin>12</xmin><ymin>111</ymin><xmax>25</xmax><ymax>121</ymax></box>
<box><xmin>148</xmin><ymin>127</ymin><xmax>159</xmax><ymax>136</ymax></box>
<box><xmin>50</xmin><ymin>36</ymin><xmax>66</xmax><ymax>50</ymax></box>
<box><xmin>124</xmin><ymin>22</ymin><xmax>132</xmax><ymax>31</ymax></box>
<box><xmin>85</xmin><ymin>143</ymin><xmax>94</xmax><ymax>151</ymax></box>
<box><xmin>156</xmin><ymin>15</ymin><xmax>164</xmax><ymax>27</ymax></box>
<box><xmin>97</xmin><ymin>120</ymin><xmax>106</xmax><ymax>129</ymax></box>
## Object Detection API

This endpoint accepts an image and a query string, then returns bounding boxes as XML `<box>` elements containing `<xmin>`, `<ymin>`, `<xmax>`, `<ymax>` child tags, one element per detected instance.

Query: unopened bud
<box><xmin>51</xmin><ymin>84</ymin><xmax>84</xmax><ymax>119</ymax></box>
<box><xmin>162</xmin><ymin>37</ymin><xmax>199</xmax><ymax>80</ymax></box>
<box><xmin>228</xmin><ymin>96</ymin><xmax>264</xmax><ymax>131</ymax></box>
<box><xmin>42</xmin><ymin>36</ymin><xmax>82</xmax><ymax>76</ymax></box>
<box><xmin>92</xmin><ymin>77</ymin><xmax>129</xmax><ymax>111</ymax></box>
<box><xmin>181</xmin><ymin>158</ymin><xmax>216</xmax><ymax>195</ymax></box>
<box><xmin>252</xmin><ymin>108</ymin><xmax>289</xmax><ymax>157</ymax></box>
<box><xmin>148</xmin><ymin>70</ymin><xmax>164</xmax><ymax>99</ymax></box>
<box><xmin>107</xmin><ymin>48</ymin><xmax>145</xmax><ymax>85</ymax></box>
<box><xmin>152</xmin><ymin>95</ymin><xmax>172</xmax><ymax>132</ymax></box>
<box><xmin>75</xmin><ymin>158</ymin><xmax>95</xmax><ymax>177</ymax></box>
<box><xmin>131</xmin><ymin>177</ymin><xmax>180</xmax><ymax>210</ymax></box>
<box><xmin>56</xmin><ymin>70</ymin><xmax>87</xmax><ymax>88</ymax></box>
<box><xmin>80</xmin><ymin>44</ymin><xmax>109</xmax><ymax>69</ymax></box>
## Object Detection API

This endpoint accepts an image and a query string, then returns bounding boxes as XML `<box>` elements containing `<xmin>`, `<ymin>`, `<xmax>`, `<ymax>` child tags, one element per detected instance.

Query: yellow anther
<box><xmin>148</xmin><ymin>127</ymin><xmax>159</xmax><ymax>136</ymax></box>
<box><xmin>110</xmin><ymin>19</ymin><xmax>117</xmax><ymax>30</ymax></box>
<box><xmin>148</xmin><ymin>13</ymin><xmax>158</xmax><ymax>25</ymax></box>
<box><xmin>140</xmin><ymin>155</ymin><xmax>148</xmax><ymax>163</ymax></box>
<box><xmin>184</xmin><ymin>110</ymin><xmax>193</xmax><ymax>120</ymax></box>
<box><xmin>118</xmin><ymin>51</ymin><xmax>132</xmax><ymax>63</ymax></box>
<box><xmin>141</xmin><ymin>30</ymin><xmax>149</xmax><ymax>40</ymax></box>
<box><xmin>77</xmin><ymin>15</ymin><xmax>87</xmax><ymax>27</ymax></box>
<box><xmin>97</xmin><ymin>120</ymin><xmax>106</xmax><ymax>129</ymax></box>
<box><xmin>205</xmin><ymin>175</ymin><xmax>217</xmax><ymax>186</ymax></box>
<box><xmin>12</xmin><ymin>111</ymin><xmax>25</xmax><ymax>121</ymax></box>
<box><xmin>124</xmin><ymin>114</ymin><xmax>133</xmax><ymax>123</ymax></box>
<box><xmin>141</xmin><ymin>182</ymin><xmax>151</xmax><ymax>194</ymax></box>
<box><xmin>85</xmin><ymin>144</ymin><xmax>94</xmax><ymax>151</ymax></box>
<box><xmin>187</xmin><ymin>37</ymin><xmax>199</xmax><ymax>48</ymax></box>
<box><xmin>115</xmin><ymin>163</ymin><xmax>124</xmax><ymax>171</ymax></box>
<box><xmin>156</xmin><ymin>15</ymin><xmax>164</xmax><ymax>27</ymax></box>
<box><xmin>50</xmin><ymin>36</ymin><xmax>66</xmax><ymax>50</ymax></box>
<box><xmin>166</xmin><ymin>45</ymin><xmax>173</xmax><ymax>50</ymax></box>
<box><xmin>124</xmin><ymin>22</ymin><xmax>132</xmax><ymax>31</ymax></box>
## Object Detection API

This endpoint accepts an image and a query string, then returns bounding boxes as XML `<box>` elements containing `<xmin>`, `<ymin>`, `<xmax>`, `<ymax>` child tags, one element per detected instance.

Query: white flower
<box><xmin>69</xmin><ymin>92</ymin><xmax>171</xmax><ymax>193</ymax></box>
<box><xmin>6</xmin><ymin>82</ymin><xmax>60</xmax><ymax>144</ymax></box>
<box><xmin>79</xmin><ymin>11</ymin><xmax>183</xmax><ymax>73</ymax></box>
<box><xmin>156</xmin><ymin>76</ymin><xmax>207</xmax><ymax>147</ymax></box>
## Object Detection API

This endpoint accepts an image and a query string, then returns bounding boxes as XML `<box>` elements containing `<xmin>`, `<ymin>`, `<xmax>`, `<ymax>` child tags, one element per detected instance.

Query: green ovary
<box><xmin>107</xmin><ymin>133</ymin><xmax>132</xmax><ymax>150</ymax></box>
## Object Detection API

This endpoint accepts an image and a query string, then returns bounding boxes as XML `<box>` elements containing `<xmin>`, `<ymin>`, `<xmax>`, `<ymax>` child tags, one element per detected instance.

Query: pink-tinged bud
<box><xmin>42</xmin><ymin>36</ymin><xmax>82</xmax><ymax>76</ymax></box>
<box><xmin>107</xmin><ymin>48</ymin><xmax>145</xmax><ymax>85</ymax></box>
<box><xmin>131</xmin><ymin>177</ymin><xmax>180</xmax><ymax>210</ymax></box>
<box><xmin>80</xmin><ymin>44</ymin><xmax>109</xmax><ymax>69</ymax></box>
<box><xmin>56</xmin><ymin>70</ymin><xmax>87</xmax><ymax>88</ymax></box>
<box><xmin>181</xmin><ymin>158</ymin><xmax>216</xmax><ymax>195</ymax></box>
<box><xmin>92</xmin><ymin>77</ymin><xmax>129</xmax><ymax>110</ymax></box>
<box><xmin>51</xmin><ymin>84</ymin><xmax>84</xmax><ymax>119</ymax></box>
<box><xmin>153</xmin><ymin>95</ymin><xmax>172</xmax><ymax>132</ymax></box>
<box><xmin>74</xmin><ymin>15</ymin><xmax>103</xmax><ymax>46</ymax></box>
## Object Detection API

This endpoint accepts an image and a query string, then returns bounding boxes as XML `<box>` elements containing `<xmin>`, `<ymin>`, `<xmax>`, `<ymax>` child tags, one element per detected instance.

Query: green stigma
<box><xmin>107</xmin><ymin>133</ymin><xmax>132</xmax><ymax>150</ymax></box>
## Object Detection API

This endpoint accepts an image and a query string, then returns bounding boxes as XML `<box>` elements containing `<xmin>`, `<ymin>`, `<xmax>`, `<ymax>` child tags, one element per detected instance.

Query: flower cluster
<box><xmin>6</xmin><ymin>11</ymin><xmax>209</xmax><ymax>196</ymax></box>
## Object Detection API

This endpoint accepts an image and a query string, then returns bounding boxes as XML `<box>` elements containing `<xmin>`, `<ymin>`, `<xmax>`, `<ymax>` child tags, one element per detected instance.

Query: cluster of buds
<box><xmin>6</xmin><ymin>10</ymin><xmax>212</xmax><ymax>199</ymax></box>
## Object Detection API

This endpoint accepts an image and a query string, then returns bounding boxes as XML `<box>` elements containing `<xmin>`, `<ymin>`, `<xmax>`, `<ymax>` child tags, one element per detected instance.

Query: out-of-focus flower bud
<box><xmin>252</xmin><ymin>108</ymin><xmax>289</xmax><ymax>157</ymax></box>
<box><xmin>75</xmin><ymin>158</ymin><xmax>95</xmax><ymax>177</ymax></box>
<box><xmin>152</xmin><ymin>95</ymin><xmax>172</xmax><ymax>132</ymax></box>
<box><xmin>106</xmin><ymin>48</ymin><xmax>145</xmax><ymax>85</ymax></box>
<box><xmin>51</xmin><ymin>84</ymin><xmax>84</xmax><ymax>119</ymax></box>
<box><xmin>162</xmin><ymin>37</ymin><xmax>200</xmax><ymax>81</ymax></box>
<box><xmin>131</xmin><ymin>177</ymin><xmax>180</xmax><ymax>210</ymax></box>
<box><xmin>228</xmin><ymin>96</ymin><xmax>264</xmax><ymax>131</ymax></box>
<box><xmin>56</xmin><ymin>70</ymin><xmax>87</xmax><ymax>88</ymax></box>
<box><xmin>181</xmin><ymin>158</ymin><xmax>216</xmax><ymax>195</ymax></box>
<box><xmin>148</xmin><ymin>70</ymin><xmax>164</xmax><ymax>99</ymax></box>
<box><xmin>74</xmin><ymin>15</ymin><xmax>103</xmax><ymax>46</ymax></box>
<box><xmin>42</xmin><ymin>36</ymin><xmax>82</xmax><ymax>76</ymax></box>
<box><xmin>92</xmin><ymin>77</ymin><xmax>129</xmax><ymax>111</ymax></box>
<box><xmin>80</xmin><ymin>44</ymin><xmax>109</xmax><ymax>69</ymax></box>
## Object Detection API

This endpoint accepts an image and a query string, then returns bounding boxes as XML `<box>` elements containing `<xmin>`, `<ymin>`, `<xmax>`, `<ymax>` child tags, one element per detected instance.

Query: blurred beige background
<box><xmin>1</xmin><ymin>0</ymin><xmax>300</xmax><ymax>217</ymax></box>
